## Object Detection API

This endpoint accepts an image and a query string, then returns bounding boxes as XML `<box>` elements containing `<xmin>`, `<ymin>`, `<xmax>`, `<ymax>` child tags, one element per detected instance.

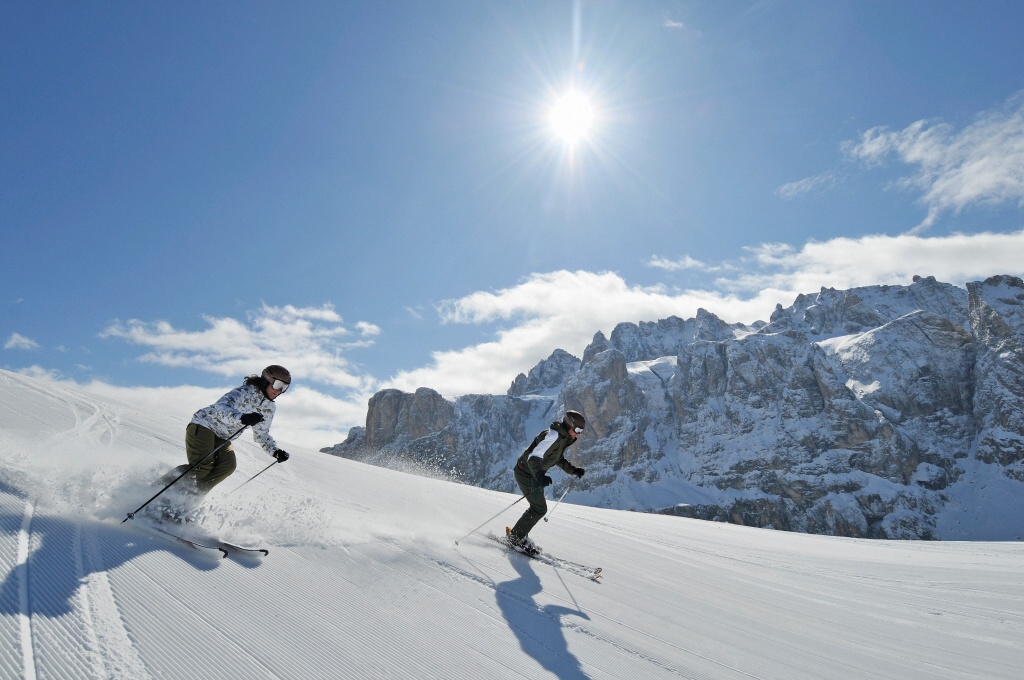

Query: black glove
<box><xmin>240</xmin><ymin>412</ymin><xmax>264</xmax><ymax>426</ymax></box>
<box><xmin>541</xmin><ymin>475</ymin><xmax>553</xmax><ymax>487</ymax></box>
<box><xmin>273</xmin><ymin>449</ymin><xmax>290</xmax><ymax>463</ymax></box>
<box><xmin>573</xmin><ymin>468</ymin><xmax>585</xmax><ymax>479</ymax></box>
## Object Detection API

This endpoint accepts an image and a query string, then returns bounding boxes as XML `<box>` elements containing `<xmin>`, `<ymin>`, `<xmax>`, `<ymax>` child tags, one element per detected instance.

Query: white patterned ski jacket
<box><xmin>190</xmin><ymin>383</ymin><xmax>279</xmax><ymax>456</ymax></box>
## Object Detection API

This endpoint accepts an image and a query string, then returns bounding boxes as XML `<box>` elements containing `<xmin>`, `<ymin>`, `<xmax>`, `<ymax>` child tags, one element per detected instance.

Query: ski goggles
<box><xmin>269</xmin><ymin>379</ymin><xmax>290</xmax><ymax>393</ymax></box>
<box><xmin>571</xmin><ymin>426</ymin><xmax>583</xmax><ymax>434</ymax></box>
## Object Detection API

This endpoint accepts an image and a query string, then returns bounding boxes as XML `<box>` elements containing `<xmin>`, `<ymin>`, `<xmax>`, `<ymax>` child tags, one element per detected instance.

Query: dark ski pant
<box><xmin>510</xmin><ymin>465</ymin><xmax>547</xmax><ymax>538</ymax></box>
<box><xmin>164</xmin><ymin>423</ymin><xmax>237</xmax><ymax>494</ymax></box>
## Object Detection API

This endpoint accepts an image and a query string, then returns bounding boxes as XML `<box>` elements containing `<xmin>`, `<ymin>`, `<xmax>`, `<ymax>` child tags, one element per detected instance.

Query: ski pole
<box><xmin>543</xmin><ymin>479</ymin><xmax>576</xmax><ymax>522</ymax></box>
<box><xmin>455</xmin><ymin>494</ymin><xmax>526</xmax><ymax>545</ymax></box>
<box><xmin>122</xmin><ymin>426</ymin><xmax>247</xmax><ymax>523</ymax></box>
<box><xmin>225</xmin><ymin>460</ymin><xmax>279</xmax><ymax>497</ymax></box>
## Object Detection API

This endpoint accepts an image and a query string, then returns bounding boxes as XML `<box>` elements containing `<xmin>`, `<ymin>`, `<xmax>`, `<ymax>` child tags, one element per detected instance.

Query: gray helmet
<box><xmin>563</xmin><ymin>410</ymin><xmax>586</xmax><ymax>431</ymax></box>
<box><xmin>261</xmin><ymin>365</ymin><xmax>292</xmax><ymax>385</ymax></box>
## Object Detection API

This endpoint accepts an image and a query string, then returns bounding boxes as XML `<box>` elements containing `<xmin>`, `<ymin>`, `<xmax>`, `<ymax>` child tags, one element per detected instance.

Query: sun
<box><xmin>549</xmin><ymin>90</ymin><xmax>596</xmax><ymax>145</ymax></box>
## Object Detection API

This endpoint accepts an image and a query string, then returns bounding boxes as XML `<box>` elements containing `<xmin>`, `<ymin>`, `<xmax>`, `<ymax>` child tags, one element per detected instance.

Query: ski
<box><xmin>142</xmin><ymin>524</ymin><xmax>228</xmax><ymax>558</ymax></box>
<box><xmin>487</xmin><ymin>531</ymin><xmax>602</xmax><ymax>581</ymax></box>
<box><xmin>216</xmin><ymin>540</ymin><xmax>269</xmax><ymax>556</ymax></box>
<box><xmin>134</xmin><ymin>523</ymin><xmax>267</xmax><ymax>557</ymax></box>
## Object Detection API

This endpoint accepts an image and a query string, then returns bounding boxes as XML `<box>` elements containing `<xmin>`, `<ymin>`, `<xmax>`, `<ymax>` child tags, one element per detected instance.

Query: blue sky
<box><xmin>4</xmin><ymin>1</ymin><xmax>1024</xmax><ymax>449</ymax></box>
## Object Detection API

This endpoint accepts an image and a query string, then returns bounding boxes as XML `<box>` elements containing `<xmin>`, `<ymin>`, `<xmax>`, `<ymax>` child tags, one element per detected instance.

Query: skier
<box><xmin>165</xmin><ymin>365</ymin><xmax>292</xmax><ymax>499</ymax></box>
<box><xmin>507</xmin><ymin>410</ymin><xmax>587</xmax><ymax>554</ymax></box>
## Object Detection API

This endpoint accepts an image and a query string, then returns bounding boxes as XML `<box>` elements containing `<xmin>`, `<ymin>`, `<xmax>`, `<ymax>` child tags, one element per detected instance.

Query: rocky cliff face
<box><xmin>323</xmin><ymin>275</ymin><xmax>1024</xmax><ymax>540</ymax></box>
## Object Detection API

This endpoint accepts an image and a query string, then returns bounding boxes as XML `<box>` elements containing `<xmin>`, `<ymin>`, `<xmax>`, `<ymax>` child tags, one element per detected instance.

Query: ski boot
<box><xmin>505</xmin><ymin>527</ymin><xmax>540</xmax><ymax>556</ymax></box>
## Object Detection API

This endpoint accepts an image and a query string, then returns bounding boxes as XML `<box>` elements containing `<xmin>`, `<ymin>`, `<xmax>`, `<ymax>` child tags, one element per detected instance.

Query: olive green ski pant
<box><xmin>165</xmin><ymin>423</ymin><xmax>237</xmax><ymax>494</ymax></box>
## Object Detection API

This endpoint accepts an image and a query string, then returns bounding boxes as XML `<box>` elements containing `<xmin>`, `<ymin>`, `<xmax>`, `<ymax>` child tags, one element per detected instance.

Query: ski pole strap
<box><xmin>121</xmin><ymin>425</ymin><xmax>247</xmax><ymax>523</ymax></box>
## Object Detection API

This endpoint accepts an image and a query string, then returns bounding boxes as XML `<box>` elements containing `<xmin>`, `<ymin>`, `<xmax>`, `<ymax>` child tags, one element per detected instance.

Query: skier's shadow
<box><xmin>495</xmin><ymin>555</ymin><xmax>591</xmax><ymax>680</ymax></box>
<box><xmin>0</xmin><ymin>491</ymin><xmax>221</xmax><ymax>619</ymax></box>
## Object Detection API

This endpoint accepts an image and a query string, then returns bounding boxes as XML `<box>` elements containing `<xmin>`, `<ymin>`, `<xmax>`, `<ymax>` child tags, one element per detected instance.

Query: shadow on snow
<box><xmin>495</xmin><ymin>553</ymin><xmax>592</xmax><ymax>680</ymax></box>
<box><xmin>0</xmin><ymin>485</ymin><xmax>235</xmax><ymax>620</ymax></box>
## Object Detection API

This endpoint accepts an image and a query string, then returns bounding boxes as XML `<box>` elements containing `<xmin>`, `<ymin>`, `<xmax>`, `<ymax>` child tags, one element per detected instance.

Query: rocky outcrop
<box><xmin>968</xmin><ymin>276</ymin><xmax>1024</xmax><ymax>479</ymax></box>
<box><xmin>508</xmin><ymin>349</ymin><xmax>581</xmax><ymax>397</ymax></box>
<box><xmin>323</xmin><ymin>275</ymin><xmax>1024</xmax><ymax>540</ymax></box>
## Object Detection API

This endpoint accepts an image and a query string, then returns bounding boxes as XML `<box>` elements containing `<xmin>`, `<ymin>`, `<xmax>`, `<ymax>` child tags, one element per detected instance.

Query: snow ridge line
<box><xmin>17</xmin><ymin>501</ymin><xmax>36</xmax><ymax>680</ymax></box>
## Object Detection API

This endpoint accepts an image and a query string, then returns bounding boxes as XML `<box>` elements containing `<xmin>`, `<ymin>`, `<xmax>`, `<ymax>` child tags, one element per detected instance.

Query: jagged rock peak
<box><xmin>980</xmin><ymin>274</ymin><xmax>1024</xmax><ymax>288</ymax></box>
<box><xmin>760</xmin><ymin>276</ymin><xmax>968</xmax><ymax>337</ymax></box>
<box><xmin>607</xmin><ymin>311</ymin><xmax>743</xmax><ymax>363</ymax></box>
<box><xmin>507</xmin><ymin>348</ymin><xmax>581</xmax><ymax>397</ymax></box>
<box><xmin>581</xmin><ymin>331</ymin><xmax>612</xmax><ymax>365</ymax></box>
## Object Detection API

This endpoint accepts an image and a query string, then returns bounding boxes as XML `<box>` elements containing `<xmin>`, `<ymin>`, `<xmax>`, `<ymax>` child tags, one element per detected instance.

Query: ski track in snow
<box><xmin>2</xmin><ymin>368</ymin><xmax>1024</xmax><ymax>679</ymax></box>
<box><xmin>17</xmin><ymin>502</ymin><xmax>36</xmax><ymax>680</ymax></box>
<box><xmin>1</xmin><ymin>493</ymin><xmax>153</xmax><ymax>680</ymax></box>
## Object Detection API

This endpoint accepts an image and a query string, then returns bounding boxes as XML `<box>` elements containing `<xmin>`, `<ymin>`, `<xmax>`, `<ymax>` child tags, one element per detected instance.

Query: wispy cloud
<box><xmin>647</xmin><ymin>255</ymin><xmax>721</xmax><ymax>272</ymax></box>
<box><xmin>5</xmin><ymin>333</ymin><xmax>39</xmax><ymax>350</ymax></box>
<box><xmin>101</xmin><ymin>303</ymin><xmax>377</xmax><ymax>392</ymax></box>
<box><xmin>356</xmin><ymin>321</ymin><xmax>382</xmax><ymax>337</ymax></box>
<box><xmin>776</xmin><ymin>171</ymin><xmax>840</xmax><ymax>199</ymax></box>
<box><xmin>662</xmin><ymin>16</ymin><xmax>701</xmax><ymax>39</ymax></box>
<box><xmin>844</xmin><ymin>91</ymin><xmax>1024</xmax><ymax>232</ymax></box>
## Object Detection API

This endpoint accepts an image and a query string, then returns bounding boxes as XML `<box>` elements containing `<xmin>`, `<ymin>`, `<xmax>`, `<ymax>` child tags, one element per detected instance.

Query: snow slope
<box><xmin>1</xmin><ymin>368</ymin><xmax>1022</xmax><ymax>679</ymax></box>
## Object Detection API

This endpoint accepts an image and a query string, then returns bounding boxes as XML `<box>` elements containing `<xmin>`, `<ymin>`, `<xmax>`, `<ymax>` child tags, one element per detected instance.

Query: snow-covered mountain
<box><xmin>1</xmin><ymin>368</ymin><xmax>1023</xmax><ymax>678</ymax></box>
<box><xmin>325</xmin><ymin>275</ymin><xmax>1024</xmax><ymax>540</ymax></box>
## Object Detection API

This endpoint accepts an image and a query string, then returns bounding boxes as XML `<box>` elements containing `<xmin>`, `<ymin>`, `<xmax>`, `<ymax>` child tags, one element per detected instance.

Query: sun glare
<box><xmin>550</xmin><ymin>90</ymin><xmax>596</xmax><ymax>145</ymax></box>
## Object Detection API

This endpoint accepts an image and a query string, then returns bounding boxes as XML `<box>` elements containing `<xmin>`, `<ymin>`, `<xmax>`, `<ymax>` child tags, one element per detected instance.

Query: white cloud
<box><xmin>845</xmin><ymin>92</ymin><xmax>1024</xmax><ymax>232</ymax></box>
<box><xmin>5</xmin><ymin>333</ymin><xmax>39</xmax><ymax>350</ymax></box>
<box><xmin>728</xmin><ymin>230</ymin><xmax>1024</xmax><ymax>295</ymax></box>
<box><xmin>101</xmin><ymin>303</ymin><xmax>378</xmax><ymax>392</ymax></box>
<box><xmin>356</xmin><ymin>321</ymin><xmax>382</xmax><ymax>337</ymax></box>
<box><xmin>647</xmin><ymin>255</ymin><xmax>719</xmax><ymax>272</ymax></box>
<box><xmin>15</xmin><ymin>365</ymin><xmax>62</xmax><ymax>381</ymax></box>
<box><xmin>271</xmin><ymin>304</ymin><xmax>343</xmax><ymax>323</ymax></box>
<box><xmin>392</xmin><ymin>270</ymin><xmax>764</xmax><ymax>397</ymax></box>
